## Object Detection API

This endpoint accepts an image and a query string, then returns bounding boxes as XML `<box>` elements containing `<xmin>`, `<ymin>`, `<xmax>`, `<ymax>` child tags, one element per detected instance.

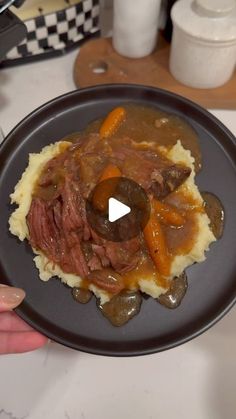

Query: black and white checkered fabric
<box><xmin>5</xmin><ymin>0</ymin><xmax>99</xmax><ymax>62</ymax></box>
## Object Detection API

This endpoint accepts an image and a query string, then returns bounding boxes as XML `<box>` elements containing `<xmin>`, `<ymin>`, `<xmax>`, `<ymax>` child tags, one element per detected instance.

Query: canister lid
<box><xmin>171</xmin><ymin>0</ymin><xmax>236</xmax><ymax>42</ymax></box>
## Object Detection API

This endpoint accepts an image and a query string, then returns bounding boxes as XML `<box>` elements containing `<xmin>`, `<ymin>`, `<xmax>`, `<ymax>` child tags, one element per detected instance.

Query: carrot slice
<box><xmin>93</xmin><ymin>164</ymin><xmax>121</xmax><ymax>212</ymax></box>
<box><xmin>99</xmin><ymin>164</ymin><xmax>122</xmax><ymax>182</ymax></box>
<box><xmin>100</xmin><ymin>107</ymin><xmax>126</xmax><ymax>139</ymax></box>
<box><xmin>144</xmin><ymin>201</ymin><xmax>170</xmax><ymax>277</ymax></box>
<box><xmin>153</xmin><ymin>199</ymin><xmax>185</xmax><ymax>227</ymax></box>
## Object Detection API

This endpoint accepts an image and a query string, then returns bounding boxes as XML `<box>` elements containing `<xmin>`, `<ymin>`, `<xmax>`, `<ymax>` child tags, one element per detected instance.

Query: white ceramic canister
<box><xmin>170</xmin><ymin>0</ymin><xmax>236</xmax><ymax>88</ymax></box>
<box><xmin>113</xmin><ymin>0</ymin><xmax>161</xmax><ymax>58</ymax></box>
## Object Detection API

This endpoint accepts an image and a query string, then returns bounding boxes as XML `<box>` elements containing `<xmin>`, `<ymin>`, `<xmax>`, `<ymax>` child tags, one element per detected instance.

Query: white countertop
<box><xmin>0</xmin><ymin>49</ymin><xmax>236</xmax><ymax>419</ymax></box>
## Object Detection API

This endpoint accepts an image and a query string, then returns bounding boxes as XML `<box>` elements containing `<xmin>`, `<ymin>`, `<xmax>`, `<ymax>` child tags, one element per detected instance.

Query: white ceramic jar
<box><xmin>112</xmin><ymin>0</ymin><xmax>161</xmax><ymax>58</ymax></box>
<box><xmin>170</xmin><ymin>0</ymin><xmax>236</xmax><ymax>88</ymax></box>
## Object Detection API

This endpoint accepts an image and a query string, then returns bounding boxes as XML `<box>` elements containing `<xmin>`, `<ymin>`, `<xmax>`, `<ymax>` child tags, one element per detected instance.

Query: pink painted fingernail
<box><xmin>0</xmin><ymin>286</ymin><xmax>25</xmax><ymax>308</ymax></box>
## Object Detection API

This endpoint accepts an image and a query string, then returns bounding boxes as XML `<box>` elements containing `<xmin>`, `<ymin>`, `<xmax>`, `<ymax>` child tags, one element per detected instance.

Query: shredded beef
<box><xmin>151</xmin><ymin>164</ymin><xmax>191</xmax><ymax>199</ymax></box>
<box><xmin>103</xmin><ymin>238</ymin><xmax>141</xmax><ymax>274</ymax></box>
<box><xmin>27</xmin><ymin>134</ymin><xmax>191</xmax><ymax>291</ymax></box>
<box><xmin>27</xmin><ymin>185</ymin><xmax>89</xmax><ymax>278</ymax></box>
<box><xmin>87</xmin><ymin>268</ymin><xmax>125</xmax><ymax>294</ymax></box>
<box><xmin>111</xmin><ymin>143</ymin><xmax>191</xmax><ymax>198</ymax></box>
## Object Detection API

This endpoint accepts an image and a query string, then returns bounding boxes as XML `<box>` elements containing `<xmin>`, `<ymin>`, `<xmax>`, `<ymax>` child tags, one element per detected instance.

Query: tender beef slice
<box><xmin>87</xmin><ymin>255</ymin><xmax>103</xmax><ymax>271</ymax></box>
<box><xmin>56</xmin><ymin>179</ymin><xmax>90</xmax><ymax>277</ymax></box>
<box><xmin>91</xmin><ymin>244</ymin><xmax>110</xmax><ymax>268</ymax></box>
<box><xmin>151</xmin><ymin>164</ymin><xmax>191</xmax><ymax>199</ymax></box>
<box><xmin>27</xmin><ymin>176</ymin><xmax>90</xmax><ymax>278</ymax></box>
<box><xmin>79</xmin><ymin>153</ymin><xmax>107</xmax><ymax>194</ymax></box>
<box><xmin>37</xmin><ymin>153</ymin><xmax>67</xmax><ymax>187</ymax></box>
<box><xmin>112</xmin><ymin>146</ymin><xmax>156</xmax><ymax>190</ymax></box>
<box><xmin>27</xmin><ymin>198</ymin><xmax>59</xmax><ymax>259</ymax></box>
<box><xmin>104</xmin><ymin>238</ymin><xmax>140</xmax><ymax>274</ymax></box>
<box><xmin>87</xmin><ymin>268</ymin><xmax>125</xmax><ymax>294</ymax></box>
<box><xmin>69</xmin><ymin>239</ymin><xmax>89</xmax><ymax>277</ymax></box>
<box><xmin>52</xmin><ymin>200</ymin><xmax>63</xmax><ymax>230</ymax></box>
<box><xmin>112</xmin><ymin>144</ymin><xmax>191</xmax><ymax>197</ymax></box>
<box><xmin>81</xmin><ymin>240</ymin><xmax>105</xmax><ymax>271</ymax></box>
<box><xmin>61</xmin><ymin>177</ymin><xmax>84</xmax><ymax>232</ymax></box>
<box><xmin>77</xmin><ymin>133</ymin><xmax>101</xmax><ymax>154</ymax></box>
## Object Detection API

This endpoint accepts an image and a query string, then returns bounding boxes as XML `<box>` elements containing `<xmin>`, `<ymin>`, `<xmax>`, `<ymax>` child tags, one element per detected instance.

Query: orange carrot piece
<box><xmin>99</xmin><ymin>164</ymin><xmax>122</xmax><ymax>182</ymax></box>
<box><xmin>153</xmin><ymin>199</ymin><xmax>185</xmax><ymax>227</ymax></box>
<box><xmin>144</xmin><ymin>202</ymin><xmax>170</xmax><ymax>277</ymax></box>
<box><xmin>93</xmin><ymin>164</ymin><xmax>121</xmax><ymax>212</ymax></box>
<box><xmin>100</xmin><ymin>107</ymin><xmax>126</xmax><ymax>139</ymax></box>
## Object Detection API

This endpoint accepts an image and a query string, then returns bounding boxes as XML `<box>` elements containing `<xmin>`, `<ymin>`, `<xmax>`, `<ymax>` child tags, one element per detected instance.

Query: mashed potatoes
<box><xmin>9</xmin><ymin>140</ymin><xmax>215</xmax><ymax>304</ymax></box>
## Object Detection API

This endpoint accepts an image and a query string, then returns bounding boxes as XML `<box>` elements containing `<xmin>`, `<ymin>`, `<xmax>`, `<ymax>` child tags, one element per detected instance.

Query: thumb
<box><xmin>0</xmin><ymin>285</ymin><xmax>25</xmax><ymax>312</ymax></box>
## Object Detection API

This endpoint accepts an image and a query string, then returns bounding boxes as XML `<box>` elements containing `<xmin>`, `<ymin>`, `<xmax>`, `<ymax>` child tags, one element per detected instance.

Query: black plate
<box><xmin>0</xmin><ymin>85</ymin><xmax>236</xmax><ymax>356</ymax></box>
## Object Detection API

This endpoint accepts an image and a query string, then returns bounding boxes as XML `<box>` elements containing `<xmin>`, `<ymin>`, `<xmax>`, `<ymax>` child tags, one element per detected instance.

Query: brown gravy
<box><xmin>201</xmin><ymin>192</ymin><xmax>225</xmax><ymax>239</ymax></box>
<box><xmin>163</xmin><ymin>191</ymin><xmax>203</xmax><ymax>256</ymax></box>
<box><xmin>72</xmin><ymin>288</ymin><xmax>92</xmax><ymax>304</ymax></box>
<box><xmin>97</xmin><ymin>290</ymin><xmax>142</xmax><ymax>326</ymax></box>
<box><xmin>122</xmin><ymin>256</ymin><xmax>170</xmax><ymax>290</ymax></box>
<box><xmin>86</xmin><ymin>105</ymin><xmax>201</xmax><ymax>172</ymax></box>
<box><xmin>115</xmin><ymin>105</ymin><xmax>202</xmax><ymax>172</ymax></box>
<box><xmin>158</xmin><ymin>272</ymin><xmax>188</xmax><ymax>309</ymax></box>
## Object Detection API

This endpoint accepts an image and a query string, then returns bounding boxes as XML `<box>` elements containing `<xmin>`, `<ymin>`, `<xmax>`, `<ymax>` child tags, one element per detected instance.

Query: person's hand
<box><xmin>0</xmin><ymin>284</ymin><xmax>48</xmax><ymax>354</ymax></box>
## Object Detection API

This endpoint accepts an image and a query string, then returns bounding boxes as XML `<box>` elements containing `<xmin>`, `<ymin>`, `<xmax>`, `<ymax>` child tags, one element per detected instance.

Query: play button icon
<box><xmin>86</xmin><ymin>177</ymin><xmax>150</xmax><ymax>242</ymax></box>
<box><xmin>108</xmin><ymin>197</ymin><xmax>131</xmax><ymax>222</ymax></box>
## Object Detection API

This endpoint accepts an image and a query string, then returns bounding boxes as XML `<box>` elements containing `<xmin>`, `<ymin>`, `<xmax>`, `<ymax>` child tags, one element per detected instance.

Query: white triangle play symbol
<box><xmin>108</xmin><ymin>197</ymin><xmax>131</xmax><ymax>223</ymax></box>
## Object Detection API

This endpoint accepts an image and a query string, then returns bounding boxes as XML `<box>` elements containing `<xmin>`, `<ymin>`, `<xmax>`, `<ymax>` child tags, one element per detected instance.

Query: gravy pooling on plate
<box><xmin>9</xmin><ymin>104</ymin><xmax>223</xmax><ymax>326</ymax></box>
<box><xmin>201</xmin><ymin>192</ymin><xmax>225</xmax><ymax>240</ymax></box>
<box><xmin>97</xmin><ymin>290</ymin><xmax>143</xmax><ymax>327</ymax></box>
<box><xmin>86</xmin><ymin>104</ymin><xmax>202</xmax><ymax>172</ymax></box>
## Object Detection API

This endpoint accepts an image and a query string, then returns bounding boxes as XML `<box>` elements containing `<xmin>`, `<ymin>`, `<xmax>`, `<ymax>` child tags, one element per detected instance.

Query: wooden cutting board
<box><xmin>74</xmin><ymin>36</ymin><xmax>236</xmax><ymax>110</ymax></box>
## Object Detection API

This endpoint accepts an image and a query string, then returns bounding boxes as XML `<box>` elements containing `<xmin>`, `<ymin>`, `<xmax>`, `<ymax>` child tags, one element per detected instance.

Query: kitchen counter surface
<box><xmin>0</xmin><ymin>49</ymin><xmax>236</xmax><ymax>419</ymax></box>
